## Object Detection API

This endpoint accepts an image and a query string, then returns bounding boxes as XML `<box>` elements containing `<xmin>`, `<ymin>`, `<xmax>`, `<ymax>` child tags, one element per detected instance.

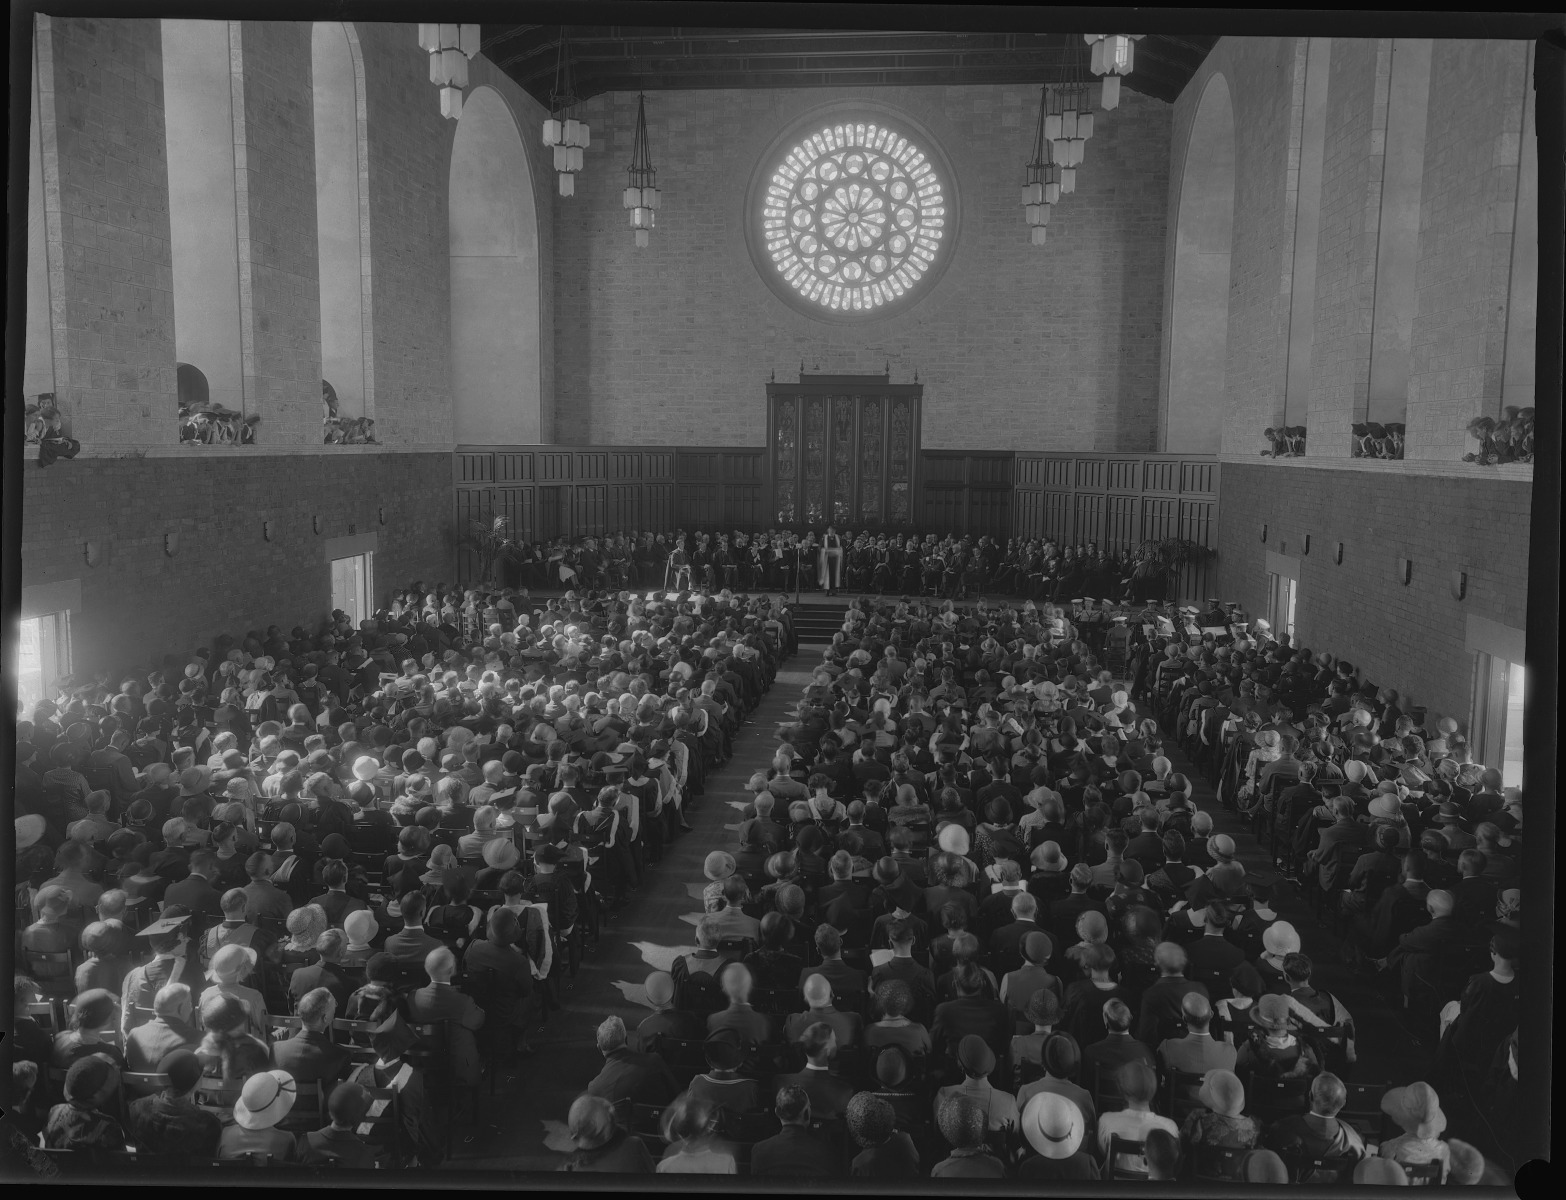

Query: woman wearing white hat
<box><xmin>1016</xmin><ymin>1090</ymin><xmax>1097</xmax><ymax>1179</ymax></box>
<box><xmin>218</xmin><ymin>1068</ymin><xmax>299</xmax><ymax>1160</ymax></box>
<box><xmin>205</xmin><ymin>943</ymin><xmax>271</xmax><ymax>1043</ymax></box>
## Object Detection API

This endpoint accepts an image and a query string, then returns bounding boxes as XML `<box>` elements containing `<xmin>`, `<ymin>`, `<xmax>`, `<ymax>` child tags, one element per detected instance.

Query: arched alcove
<box><xmin>449</xmin><ymin>86</ymin><xmax>541</xmax><ymax>445</ymax></box>
<box><xmin>161</xmin><ymin>18</ymin><xmax>245</xmax><ymax>426</ymax></box>
<box><xmin>312</xmin><ymin>22</ymin><xmax>373</xmax><ymax>423</ymax></box>
<box><xmin>1165</xmin><ymin>74</ymin><xmax>1235</xmax><ymax>454</ymax></box>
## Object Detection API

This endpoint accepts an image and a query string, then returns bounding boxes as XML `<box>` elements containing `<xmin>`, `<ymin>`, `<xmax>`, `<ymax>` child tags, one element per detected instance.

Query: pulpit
<box><xmin>766</xmin><ymin>373</ymin><xmax>922</xmax><ymax>530</ymax></box>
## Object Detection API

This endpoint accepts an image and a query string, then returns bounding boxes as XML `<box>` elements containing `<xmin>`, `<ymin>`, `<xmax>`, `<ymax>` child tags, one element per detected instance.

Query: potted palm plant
<box><xmin>458</xmin><ymin>512</ymin><xmax>521</xmax><ymax>587</ymax></box>
<box><xmin>1129</xmin><ymin>536</ymin><xmax>1215</xmax><ymax>602</ymax></box>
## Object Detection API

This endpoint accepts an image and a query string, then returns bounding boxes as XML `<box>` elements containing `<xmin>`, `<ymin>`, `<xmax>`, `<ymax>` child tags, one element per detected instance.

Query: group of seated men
<box><xmin>554</xmin><ymin>591</ymin><xmax>1520</xmax><ymax>1182</ymax></box>
<box><xmin>11</xmin><ymin>578</ymin><xmax>790</xmax><ymax>1168</ymax></box>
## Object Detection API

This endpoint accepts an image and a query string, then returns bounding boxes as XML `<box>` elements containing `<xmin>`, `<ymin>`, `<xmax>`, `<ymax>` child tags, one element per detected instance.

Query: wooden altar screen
<box><xmin>766</xmin><ymin>374</ymin><xmax>923</xmax><ymax>531</ymax></box>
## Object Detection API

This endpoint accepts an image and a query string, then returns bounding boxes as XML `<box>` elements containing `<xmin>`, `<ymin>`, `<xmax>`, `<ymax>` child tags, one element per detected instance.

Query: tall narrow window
<box><xmin>1501</xmin><ymin>43</ymin><xmax>1538</xmax><ymax>413</ymax></box>
<box><xmin>161</xmin><ymin>19</ymin><xmax>246</xmax><ymax>432</ymax></box>
<box><xmin>25</xmin><ymin>44</ymin><xmax>55</xmax><ymax>399</ymax></box>
<box><xmin>449</xmin><ymin>87</ymin><xmax>541</xmax><ymax>444</ymax></box>
<box><xmin>1364</xmin><ymin>38</ymin><xmax>1434</xmax><ymax>426</ymax></box>
<box><xmin>1283</xmin><ymin>38</ymin><xmax>1331</xmax><ymax>428</ymax></box>
<box><xmin>1165</xmin><ymin>75</ymin><xmax>1234</xmax><ymax>454</ymax></box>
<box><xmin>1266</xmin><ymin>573</ymin><xmax>1298</xmax><ymax>640</ymax></box>
<box><xmin>312</xmin><ymin>22</ymin><xmax>372</xmax><ymax>427</ymax></box>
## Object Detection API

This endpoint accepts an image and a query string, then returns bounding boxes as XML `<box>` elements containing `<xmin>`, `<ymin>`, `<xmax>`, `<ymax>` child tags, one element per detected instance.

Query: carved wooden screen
<box><xmin>766</xmin><ymin>375</ymin><xmax>921</xmax><ymax>531</ymax></box>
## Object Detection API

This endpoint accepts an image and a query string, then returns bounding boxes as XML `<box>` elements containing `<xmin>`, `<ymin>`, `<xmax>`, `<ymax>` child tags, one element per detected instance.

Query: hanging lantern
<box><xmin>1085</xmin><ymin>33</ymin><xmax>1143</xmax><ymax>111</ymax></box>
<box><xmin>417</xmin><ymin>24</ymin><xmax>478</xmax><ymax>120</ymax></box>
<box><xmin>541</xmin><ymin>28</ymin><xmax>590</xmax><ymax>196</ymax></box>
<box><xmin>625</xmin><ymin>93</ymin><xmax>660</xmax><ymax>247</ymax></box>
<box><xmin>1022</xmin><ymin>87</ymin><xmax>1061</xmax><ymax>245</ymax></box>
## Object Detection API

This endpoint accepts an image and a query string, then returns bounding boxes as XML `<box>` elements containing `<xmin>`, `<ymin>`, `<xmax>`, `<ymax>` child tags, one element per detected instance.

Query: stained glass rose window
<box><xmin>757</xmin><ymin>119</ymin><xmax>951</xmax><ymax>318</ymax></box>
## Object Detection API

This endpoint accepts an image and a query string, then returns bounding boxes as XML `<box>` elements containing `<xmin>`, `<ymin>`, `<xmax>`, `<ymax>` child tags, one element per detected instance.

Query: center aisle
<box><xmin>460</xmin><ymin>655</ymin><xmax>819</xmax><ymax>1171</ymax></box>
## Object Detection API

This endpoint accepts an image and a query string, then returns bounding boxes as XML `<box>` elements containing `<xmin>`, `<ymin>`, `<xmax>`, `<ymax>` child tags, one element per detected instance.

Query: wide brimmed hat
<box><xmin>704</xmin><ymin>851</ymin><xmax>736</xmax><ymax>881</ymax></box>
<box><xmin>207</xmin><ymin>942</ymin><xmax>259</xmax><ymax>983</ymax></box>
<box><xmin>1198</xmin><ymin>1068</ymin><xmax>1246</xmax><ymax>1116</ymax></box>
<box><xmin>234</xmin><ymin>1069</ymin><xmax>297</xmax><ymax>1130</ymax></box>
<box><xmin>1021</xmin><ymin>1091</ymin><xmax>1085</xmax><ymax>1159</ymax></box>
<box><xmin>1262</xmin><ymin>922</ymin><xmax>1300</xmax><ymax>956</ymax></box>
<box><xmin>483</xmin><ymin>838</ymin><xmax>521</xmax><ymax>871</ymax></box>
<box><xmin>1380</xmin><ymin>1081</ymin><xmax>1447</xmax><ymax>1139</ymax></box>
<box><xmin>1368</xmin><ymin>795</ymin><xmax>1402</xmax><ymax>820</ymax></box>
<box><xmin>16</xmin><ymin>814</ymin><xmax>46</xmax><ymax>851</ymax></box>
<box><xmin>1249</xmin><ymin>993</ymin><xmax>1294</xmax><ymax>1034</ymax></box>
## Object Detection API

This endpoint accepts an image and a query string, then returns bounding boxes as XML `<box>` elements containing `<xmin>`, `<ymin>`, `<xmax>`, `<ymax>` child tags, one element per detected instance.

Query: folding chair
<box><xmin>25</xmin><ymin>948</ymin><xmax>77</xmax><ymax>1000</ymax></box>
<box><xmin>122</xmin><ymin>1072</ymin><xmax>171</xmax><ymax>1100</ymax></box>
<box><xmin>1400</xmin><ymin>1160</ymin><xmax>1445</xmax><ymax>1185</ymax></box>
<box><xmin>1104</xmin><ymin>1134</ymin><xmax>1149</xmax><ymax>1180</ymax></box>
<box><xmin>1285</xmin><ymin>1151</ymin><xmax>1357</xmax><ymax>1184</ymax></box>
<box><xmin>1245</xmin><ymin>1075</ymin><xmax>1312</xmax><ymax>1123</ymax></box>
<box><xmin>277</xmin><ymin>1079</ymin><xmax>323</xmax><ymax>1132</ymax></box>
<box><xmin>331</xmin><ymin>1017</ymin><xmax>381</xmax><ymax>1062</ymax></box>
<box><xmin>1339</xmin><ymin>1081</ymin><xmax>1389</xmax><ymax>1143</ymax></box>
<box><xmin>1189</xmin><ymin>1142</ymin><xmax>1249</xmax><ymax>1183</ymax></box>
<box><xmin>1161</xmin><ymin>1068</ymin><xmax>1206</xmax><ymax>1122</ymax></box>
<box><xmin>269</xmin><ymin>1014</ymin><xmax>305</xmax><ymax>1040</ymax></box>
<box><xmin>651</xmin><ymin>1035</ymin><xmax>710</xmax><ymax>1085</ymax></box>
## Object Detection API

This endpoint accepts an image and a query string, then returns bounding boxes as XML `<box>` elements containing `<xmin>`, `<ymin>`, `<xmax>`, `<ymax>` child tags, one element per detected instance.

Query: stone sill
<box><xmin>1219</xmin><ymin>453</ymin><xmax>1534</xmax><ymax>483</ymax></box>
<box><xmin>64</xmin><ymin>442</ymin><xmax>455</xmax><ymax>459</ymax></box>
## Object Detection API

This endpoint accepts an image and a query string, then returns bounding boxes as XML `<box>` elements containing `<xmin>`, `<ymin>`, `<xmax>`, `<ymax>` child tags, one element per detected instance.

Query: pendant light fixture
<box><xmin>417</xmin><ymin>24</ymin><xmax>480</xmax><ymax>120</ymax></box>
<box><xmin>623</xmin><ymin>93</ymin><xmax>660</xmax><ymax>247</ymax></box>
<box><xmin>1022</xmin><ymin>88</ymin><xmax>1061</xmax><ymax>246</ymax></box>
<box><xmin>541</xmin><ymin>27</ymin><xmax>590</xmax><ymax>196</ymax></box>
<box><xmin>1085</xmin><ymin>34</ymin><xmax>1145</xmax><ymax>110</ymax></box>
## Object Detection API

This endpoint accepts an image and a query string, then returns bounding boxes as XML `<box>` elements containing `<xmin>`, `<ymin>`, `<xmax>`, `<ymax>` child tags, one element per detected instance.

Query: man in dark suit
<box><xmin>1080</xmin><ymin>998</ymin><xmax>1156</xmax><ymax>1105</ymax></box>
<box><xmin>931</xmin><ymin>963</ymin><xmax>1010</xmax><ymax>1064</ymax></box>
<box><xmin>383</xmin><ymin>892</ymin><xmax>445</xmax><ymax>964</ymax></box>
<box><xmin>631</xmin><ymin>970</ymin><xmax>706</xmax><ymax>1052</ymax></box>
<box><xmin>771</xmin><ymin>1023</ymin><xmax>856</xmax><ymax>1119</ymax></box>
<box><xmin>1048</xmin><ymin>865</ymin><xmax>1106</xmax><ymax>944</ymax></box>
<box><xmin>1156</xmin><ymin>992</ymin><xmax>1237</xmax><ymax>1076</ymax></box>
<box><xmin>1136</xmin><ymin>942</ymin><xmax>1210</xmax><ymax>1047</ymax></box>
<box><xmin>407</xmin><ymin>947</ymin><xmax>486</xmax><ymax>1088</ymax></box>
<box><xmin>749</xmin><ymin>1085</ymin><xmax>840</xmax><ymax>1177</ymax></box>
<box><xmin>1380</xmin><ymin>889</ymin><xmax>1466</xmax><ymax>1001</ymax></box>
<box><xmin>270</xmin><ymin>986</ymin><xmax>352</xmax><ymax>1086</ymax></box>
<box><xmin>1184</xmin><ymin>902</ymin><xmax>1249</xmax><ymax>979</ymax></box>
<box><xmin>586</xmin><ymin>1013</ymin><xmax>679</xmax><ymax>1107</ymax></box>
<box><xmin>240</xmin><ymin>852</ymin><xmax>294</xmax><ymax>923</ymax></box>
<box><xmin>800</xmin><ymin>925</ymin><xmax>867</xmax><ymax>998</ymax></box>
<box><xmin>987</xmin><ymin>893</ymin><xmax>1044</xmax><ymax>977</ymax></box>
<box><xmin>161</xmin><ymin>851</ymin><xmax>225</xmax><ymax>920</ymax></box>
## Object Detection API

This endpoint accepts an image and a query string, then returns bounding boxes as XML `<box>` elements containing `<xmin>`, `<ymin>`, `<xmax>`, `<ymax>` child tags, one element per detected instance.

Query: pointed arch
<box><xmin>1165</xmin><ymin>73</ymin><xmax>1235</xmax><ymax>454</ymax></box>
<box><xmin>448</xmin><ymin>85</ymin><xmax>541</xmax><ymax>444</ymax></box>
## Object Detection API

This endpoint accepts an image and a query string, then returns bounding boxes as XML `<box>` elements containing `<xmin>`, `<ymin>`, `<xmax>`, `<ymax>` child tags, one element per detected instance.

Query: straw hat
<box><xmin>1198</xmin><ymin>1069</ymin><xmax>1246</xmax><ymax>1117</ymax></box>
<box><xmin>1021</xmin><ymin>1091</ymin><xmax>1085</xmax><ymax>1160</ymax></box>
<box><xmin>1380</xmin><ymin>1081</ymin><xmax>1447</xmax><ymax>1139</ymax></box>
<box><xmin>703</xmin><ymin>851</ymin><xmax>736</xmax><ymax>882</ymax></box>
<box><xmin>1262</xmin><ymin>922</ymin><xmax>1301</xmax><ymax>956</ymax></box>
<box><xmin>207</xmin><ymin>942</ymin><xmax>259</xmax><ymax>983</ymax></box>
<box><xmin>1249</xmin><ymin>993</ymin><xmax>1294</xmax><ymax>1034</ymax></box>
<box><xmin>483</xmin><ymin>838</ymin><xmax>521</xmax><ymax>871</ymax></box>
<box><xmin>234</xmin><ymin>1069</ymin><xmax>297</xmax><ymax>1130</ymax></box>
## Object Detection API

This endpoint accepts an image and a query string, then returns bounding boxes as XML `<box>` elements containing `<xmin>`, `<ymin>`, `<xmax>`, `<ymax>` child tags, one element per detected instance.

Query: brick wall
<box><xmin>20</xmin><ymin>453</ymin><xmax>453</xmax><ymax>679</ymax></box>
<box><xmin>1215</xmin><ymin>461</ymin><xmax>1531</xmax><ymax>722</ymax></box>
<box><xmin>551</xmin><ymin>85</ymin><xmax>1172</xmax><ymax>450</ymax></box>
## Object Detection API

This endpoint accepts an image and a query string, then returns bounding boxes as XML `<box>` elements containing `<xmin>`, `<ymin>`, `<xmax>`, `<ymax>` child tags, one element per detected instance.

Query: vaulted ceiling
<box><xmin>479</xmin><ymin>27</ymin><xmax>1219</xmax><ymax>107</ymax></box>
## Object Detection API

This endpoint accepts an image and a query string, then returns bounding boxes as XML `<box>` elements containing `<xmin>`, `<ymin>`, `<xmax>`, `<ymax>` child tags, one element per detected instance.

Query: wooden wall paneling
<box><xmin>456</xmin><ymin>451</ymin><xmax>493</xmax><ymax>484</ymax></box>
<box><xmin>1015</xmin><ymin>455</ymin><xmax>1044</xmax><ymax>488</ymax></box>
<box><xmin>454</xmin><ymin>486</ymin><xmax>489</xmax><ymax>582</ymax></box>
<box><xmin>607</xmin><ymin>483</ymin><xmax>637</xmax><ymax>531</ymax></box>
<box><xmin>1043</xmin><ymin>457</ymin><xmax>1072</xmax><ymax>489</ymax></box>
<box><xmin>1075</xmin><ymin>492</ymin><xmax>1105</xmax><ymax>546</ymax></box>
<box><xmin>1142</xmin><ymin>458</ymin><xmax>1178</xmax><ymax>494</ymax></box>
<box><xmin>1104</xmin><ymin>493</ymin><xmax>1139</xmax><ymax>553</ymax></box>
<box><xmin>574</xmin><ymin>485</ymin><xmax>606</xmax><ymax>536</ymax></box>
<box><xmin>1043</xmin><ymin>491</ymin><xmax>1073</xmax><ymax>543</ymax></box>
<box><xmin>576</xmin><ymin>452</ymin><xmax>606</xmax><ymax>481</ymax></box>
<box><xmin>645</xmin><ymin>482</ymin><xmax>675</xmax><ymax>532</ymax></box>
<box><xmin>677</xmin><ymin>483</ymin><xmax>719</xmax><ymax>528</ymax></box>
<box><xmin>1106</xmin><ymin>459</ymin><xmax>1139</xmax><ymax>492</ymax></box>
<box><xmin>539</xmin><ymin>452</ymin><xmax>572</xmax><ymax>482</ymax></box>
<box><xmin>1075</xmin><ymin>458</ymin><xmax>1105</xmax><ymax>491</ymax></box>
<box><xmin>496</xmin><ymin>486</ymin><xmax>535</xmax><ymax>545</ymax></box>
<box><xmin>1179</xmin><ymin>498</ymin><xmax>1218</xmax><ymax>601</ymax></box>
<box><xmin>1180</xmin><ymin>459</ymin><xmax>1217</xmax><ymax>495</ymax></box>
<box><xmin>496</xmin><ymin>452</ymin><xmax>533</xmax><ymax>483</ymax></box>
<box><xmin>1141</xmin><ymin>496</ymin><xmax>1181</xmax><ymax>546</ymax></box>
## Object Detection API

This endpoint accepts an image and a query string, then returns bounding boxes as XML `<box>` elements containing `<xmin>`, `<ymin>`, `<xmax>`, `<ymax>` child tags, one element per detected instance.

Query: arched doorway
<box><xmin>449</xmin><ymin>86</ymin><xmax>541</xmax><ymax>445</ymax></box>
<box><xmin>1165</xmin><ymin>74</ymin><xmax>1235</xmax><ymax>454</ymax></box>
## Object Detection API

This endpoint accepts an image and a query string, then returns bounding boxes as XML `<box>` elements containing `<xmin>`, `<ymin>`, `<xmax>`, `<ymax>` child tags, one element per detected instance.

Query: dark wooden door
<box><xmin>767</xmin><ymin>374</ymin><xmax>921</xmax><ymax>531</ymax></box>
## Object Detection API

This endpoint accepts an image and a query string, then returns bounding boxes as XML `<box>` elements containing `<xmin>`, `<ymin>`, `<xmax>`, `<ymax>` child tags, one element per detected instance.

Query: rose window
<box><xmin>761</xmin><ymin>121</ymin><xmax>949</xmax><ymax>315</ymax></box>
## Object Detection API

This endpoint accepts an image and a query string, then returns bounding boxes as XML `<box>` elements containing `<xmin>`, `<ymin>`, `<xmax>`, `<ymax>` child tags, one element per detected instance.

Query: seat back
<box><xmin>1285</xmin><ymin>1151</ymin><xmax>1357</xmax><ymax>1184</ymax></box>
<box><xmin>26</xmin><ymin>948</ymin><xmax>76</xmax><ymax>997</ymax></box>
<box><xmin>1400</xmin><ymin>1160</ymin><xmax>1445</xmax><ymax>1186</ymax></box>
<box><xmin>1162</xmin><ymin>1068</ymin><xmax>1206</xmax><ymax>1121</ymax></box>
<box><xmin>1245</xmin><ymin>1074</ymin><xmax>1312</xmax><ymax>1122</ymax></box>
<box><xmin>651</xmin><ymin>1035</ymin><xmax>710</xmax><ymax>1085</ymax></box>
<box><xmin>1105</xmin><ymin>1134</ymin><xmax>1149</xmax><ymax>1180</ymax></box>
<box><xmin>1190</xmin><ymin>1142</ymin><xmax>1249</xmax><ymax>1182</ymax></box>
<box><xmin>1339</xmin><ymin>1081</ymin><xmax>1389</xmax><ymax>1142</ymax></box>
<box><xmin>277</xmin><ymin>1079</ymin><xmax>324</xmax><ymax>1131</ymax></box>
<box><xmin>122</xmin><ymin>1071</ymin><xmax>171</xmax><ymax>1099</ymax></box>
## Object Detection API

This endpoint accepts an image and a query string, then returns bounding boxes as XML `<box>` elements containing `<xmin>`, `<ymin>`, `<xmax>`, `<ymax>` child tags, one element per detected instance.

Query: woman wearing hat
<box><xmin>218</xmin><ymin>1068</ymin><xmax>301</xmax><ymax>1161</ymax></box>
<box><xmin>203</xmin><ymin>943</ymin><xmax>271</xmax><ymax>1043</ymax></box>
<box><xmin>51</xmin><ymin>988</ymin><xmax>127</xmax><ymax>1070</ymax></box>
<box><xmin>1235</xmin><ymin>992</ymin><xmax>1320</xmax><ymax>1082</ymax></box>
<box><xmin>43</xmin><ymin>1055</ymin><xmax>125</xmax><ymax>1157</ymax></box>
<box><xmin>195</xmin><ymin>990</ymin><xmax>271</xmax><ymax>1081</ymax></box>
<box><xmin>1016</xmin><ymin>1090</ymin><xmax>1097</xmax><ymax>1179</ymax></box>
<box><xmin>560</xmin><ymin>1092</ymin><xmax>655</xmax><ymax>1173</ymax></box>
<box><xmin>1378</xmin><ymin>1081</ymin><xmax>1450</xmax><ymax>1179</ymax></box>
<box><xmin>1180</xmin><ymin>1068</ymin><xmax>1260</xmax><ymax>1161</ymax></box>
<box><xmin>1256</xmin><ymin>921</ymin><xmax>1301</xmax><ymax>994</ymax></box>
